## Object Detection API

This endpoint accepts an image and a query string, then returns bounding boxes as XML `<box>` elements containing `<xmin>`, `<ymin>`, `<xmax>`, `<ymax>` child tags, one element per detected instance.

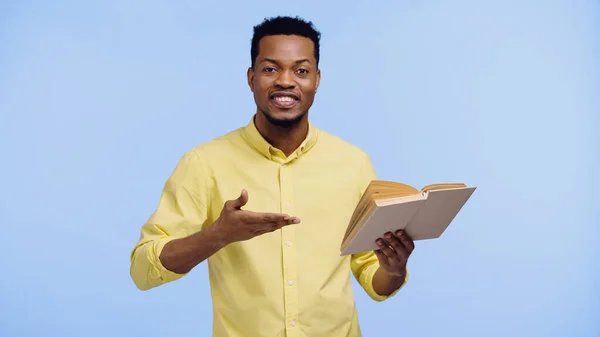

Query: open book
<box><xmin>340</xmin><ymin>180</ymin><xmax>476</xmax><ymax>256</ymax></box>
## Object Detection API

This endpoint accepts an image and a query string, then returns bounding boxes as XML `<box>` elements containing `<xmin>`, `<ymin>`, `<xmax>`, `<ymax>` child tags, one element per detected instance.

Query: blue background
<box><xmin>1</xmin><ymin>0</ymin><xmax>598</xmax><ymax>336</ymax></box>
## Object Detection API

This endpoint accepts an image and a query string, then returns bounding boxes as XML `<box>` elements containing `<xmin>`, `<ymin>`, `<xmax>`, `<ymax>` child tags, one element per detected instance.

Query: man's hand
<box><xmin>214</xmin><ymin>189</ymin><xmax>300</xmax><ymax>245</ymax></box>
<box><xmin>158</xmin><ymin>189</ymin><xmax>298</xmax><ymax>276</ymax></box>
<box><xmin>374</xmin><ymin>230</ymin><xmax>414</xmax><ymax>276</ymax></box>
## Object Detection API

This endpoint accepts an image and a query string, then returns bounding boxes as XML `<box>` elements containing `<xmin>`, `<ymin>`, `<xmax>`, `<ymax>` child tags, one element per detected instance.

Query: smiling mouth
<box><xmin>270</xmin><ymin>93</ymin><xmax>299</xmax><ymax>109</ymax></box>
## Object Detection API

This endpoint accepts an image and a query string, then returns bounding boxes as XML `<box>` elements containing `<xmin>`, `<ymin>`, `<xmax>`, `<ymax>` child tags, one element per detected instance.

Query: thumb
<box><xmin>231</xmin><ymin>189</ymin><xmax>248</xmax><ymax>209</ymax></box>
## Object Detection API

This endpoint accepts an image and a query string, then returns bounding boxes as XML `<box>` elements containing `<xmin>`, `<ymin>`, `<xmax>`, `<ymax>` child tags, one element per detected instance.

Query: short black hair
<box><xmin>250</xmin><ymin>16</ymin><xmax>321</xmax><ymax>69</ymax></box>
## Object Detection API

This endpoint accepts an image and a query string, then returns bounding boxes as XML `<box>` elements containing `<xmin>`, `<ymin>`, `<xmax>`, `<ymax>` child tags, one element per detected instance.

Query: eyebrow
<box><xmin>262</xmin><ymin>58</ymin><xmax>311</xmax><ymax>65</ymax></box>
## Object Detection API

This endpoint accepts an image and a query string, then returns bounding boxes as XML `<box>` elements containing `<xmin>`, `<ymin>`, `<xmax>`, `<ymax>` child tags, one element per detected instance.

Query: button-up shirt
<box><xmin>130</xmin><ymin>117</ymin><xmax>407</xmax><ymax>337</ymax></box>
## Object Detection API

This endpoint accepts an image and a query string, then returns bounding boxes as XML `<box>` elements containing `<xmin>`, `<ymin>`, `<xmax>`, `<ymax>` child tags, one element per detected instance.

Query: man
<box><xmin>130</xmin><ymin>16</ymin><xmax>414</xmax><ymax>337</ymax></box>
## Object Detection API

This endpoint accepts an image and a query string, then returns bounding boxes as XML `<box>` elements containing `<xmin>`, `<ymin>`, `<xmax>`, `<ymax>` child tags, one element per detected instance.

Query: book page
<box><xmin>340</xmin><ymin>197</ymin><xmax>426</xmax><ymax>255</ymax></box>
<box><xmin>403</xmin><ymin>186</ymin><xmax>476</xmax><ymax>240</ymax></box>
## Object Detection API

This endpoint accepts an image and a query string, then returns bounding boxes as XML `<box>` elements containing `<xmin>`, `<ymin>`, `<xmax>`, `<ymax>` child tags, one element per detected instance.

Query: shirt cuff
<box><xmin>359</xmin><ymin>262</ymin><xmax>408</xmax><ymax>302</ymax></box>
<box><xmin>148</xmin><ymin>236</ymin><xmax>188</xmax><ymax>283</ymax></box>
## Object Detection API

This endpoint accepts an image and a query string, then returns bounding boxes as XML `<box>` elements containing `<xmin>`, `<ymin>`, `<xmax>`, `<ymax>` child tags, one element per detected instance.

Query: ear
<box><xmin>247</xmin><ymin>67</ymin><xmax>254</xmax><ymax>92</ymax></box>
<box><xmin>315</xmin><ymin>68</ymin><xmax>321</xmax><ymax>92</ymax></box>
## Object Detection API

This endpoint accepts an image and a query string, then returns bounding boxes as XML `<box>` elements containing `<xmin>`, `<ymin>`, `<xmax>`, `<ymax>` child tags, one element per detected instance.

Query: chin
<box><xmin>262</xmin><ymin>109</ymin><xmax>307</xmax><ymax>128</ymax></box>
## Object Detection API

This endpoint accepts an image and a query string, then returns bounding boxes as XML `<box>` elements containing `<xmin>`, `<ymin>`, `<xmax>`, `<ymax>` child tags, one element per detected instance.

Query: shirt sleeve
<box><xmin>129</xmin><ymin>150</ymin><xmax>210</xmax><ymax>290</ymax></box>
<box><xmin>350</xmin><ymin>152</ymin><xmax>409</xmax><ymax>301</ymax></box>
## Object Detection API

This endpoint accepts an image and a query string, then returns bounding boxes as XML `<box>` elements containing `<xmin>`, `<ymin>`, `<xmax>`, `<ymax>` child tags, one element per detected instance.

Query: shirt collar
<box><xmin>242</xmin><ymin>115</ymin><xmax>319</xmax><ymax>163</ymax></box>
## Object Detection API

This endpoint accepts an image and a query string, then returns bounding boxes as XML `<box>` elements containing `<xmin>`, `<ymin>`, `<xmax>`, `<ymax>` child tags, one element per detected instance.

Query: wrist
<box><xmin>383</xmin><ymin>265</ymin><xmax>407</xmax><ymax>279</ymax></box>
<box><xmin>188</xmin><ymin>221</ymin><xmax>229</xmax><ymax>250</ymax></box>
<box><xmin>373</xmin><ymin>265</ymin><xmax>407</xmax><ymax>296</ymax></box>
<box><xmin>206</xmin><ymin>220</ymin><xmax>231</xmax><ymax>248</ymax></box>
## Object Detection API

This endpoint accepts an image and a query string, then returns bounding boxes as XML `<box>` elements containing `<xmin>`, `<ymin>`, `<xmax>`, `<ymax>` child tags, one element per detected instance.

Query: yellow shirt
<box><xmin>130</xmin><ymin>117</ymin><xmax>407</xmax><ymax>337</ymax></box>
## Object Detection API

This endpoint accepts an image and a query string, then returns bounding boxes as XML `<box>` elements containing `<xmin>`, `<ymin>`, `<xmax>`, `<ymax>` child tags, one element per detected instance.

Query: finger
<box><xmin>268</xmin><ymin>220</ymin><xmax>297</xmax><ymax>230</ymax></box>
<box><xmin>255</xmin><ymin>220</ymin><xmax>294</xmax><ymax>235</ymax></box>
<box><xmin>376</xmin><ymin>239</ymin><xmax>395</xmax><ymax>259</ymax></box>
<box><xmin>240</xmin><ymin>212</ymin><xmax>284</xmax><ymax>223</ymax></box>
<box><xmin>394</xmin><ymin>245</ymin><xmax>409</xmax><ymax>264</ymax></box>
<box><xmin>384</xmin><ymin>233</ymin><xmax>410</xmax><ymax>263</ymax></box>
<box><xmin>227</xmin><ymin>189</ymin><xmax>249</xmax><ymax>210</ymax></box>
<box><xmin>396</xmin><ymin>230</ymin><xmax>415</xmax><ymax>254</ymax></box>
<box><xmin>374</xmin><ymin>249</ymin><xmax>388</xmax><ymax>263</ymax></box>
<box><xmin>382</xmin><ymin>238</ymin><xmax>408</xmax><ymax>264</ymax></box>
<box><xmin>246</xmin><ymin>212</ymin><xmax>300</xmax><ymax>224</ymax></box>
<box><xmin>384</xmin><ymin>232</ymin><xmax>407</xmax><ymax>256</ymax></box>
<box><xmin>253</xmin><ymin>223</ymin><xmax>278</xmax><ymax>236</ymax></box>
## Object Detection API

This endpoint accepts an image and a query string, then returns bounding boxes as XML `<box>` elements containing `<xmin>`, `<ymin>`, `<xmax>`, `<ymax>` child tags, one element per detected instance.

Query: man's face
<box><xmin>247</xmin><ymin>34</ymin><xmax>320</xmax><ymax>128</ymax></box>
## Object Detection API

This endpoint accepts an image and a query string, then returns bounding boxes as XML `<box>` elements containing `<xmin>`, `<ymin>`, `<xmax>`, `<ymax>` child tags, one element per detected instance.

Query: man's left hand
<box><xmin>374</xmin><ymin>230</ymin><xmax>414</xmax><ymax>276</ymax></box>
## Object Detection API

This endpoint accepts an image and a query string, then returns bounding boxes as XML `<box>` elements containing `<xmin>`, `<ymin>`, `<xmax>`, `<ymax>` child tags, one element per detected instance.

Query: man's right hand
<box><xmin>213</xmin><ymin>189</ymin><xmax>300</xmax><ymax>244</ymax></box>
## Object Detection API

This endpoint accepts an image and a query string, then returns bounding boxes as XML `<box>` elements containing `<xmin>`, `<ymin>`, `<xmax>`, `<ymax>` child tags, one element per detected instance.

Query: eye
<box><xmin>263</xmin><ymin>67</ymin><xmax>277</xmax><ymax>73</ymax></box>
<box><xmin>296</xmin><ymin>69</ymin><xmax>309</xmax><ymax>74</ymax></box>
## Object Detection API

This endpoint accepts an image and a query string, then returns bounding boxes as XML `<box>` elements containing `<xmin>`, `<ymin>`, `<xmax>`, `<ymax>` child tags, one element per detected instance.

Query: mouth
<box><xmin>269</xmin><ymin>92</ymin><xmax>300</xmax><ymax>109</ymax></box>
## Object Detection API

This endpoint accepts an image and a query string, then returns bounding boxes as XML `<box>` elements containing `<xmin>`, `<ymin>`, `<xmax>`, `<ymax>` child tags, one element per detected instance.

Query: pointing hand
<box><xmin>214</xmin><ymin>189</ymin><xmax>300</xmax><ymax>244</ymax></box>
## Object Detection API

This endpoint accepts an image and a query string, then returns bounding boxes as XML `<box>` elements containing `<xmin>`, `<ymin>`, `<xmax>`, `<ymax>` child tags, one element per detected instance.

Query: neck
<box><xmin>254</xmin><ymin>112</ymin><xmax>309</xmax><ymax>157</ymax></box>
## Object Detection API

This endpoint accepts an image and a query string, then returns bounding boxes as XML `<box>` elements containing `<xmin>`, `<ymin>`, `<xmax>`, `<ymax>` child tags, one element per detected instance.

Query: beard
<box><xmin>259</xmin><ymin>108</ymin><xmax>308</xmax><ymax>128</ymax></box>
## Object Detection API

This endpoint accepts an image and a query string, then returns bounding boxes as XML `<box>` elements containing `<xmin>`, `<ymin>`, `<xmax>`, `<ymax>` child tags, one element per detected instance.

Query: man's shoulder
<box><xmin>186</xmin><ymin>126</ymin><xmax>246</xmax><ymax>157</ymax></box>
<box><xmin>314</xmin><ymin>126</ymin><xmax>369</xmax><ymax>159</ymax></box>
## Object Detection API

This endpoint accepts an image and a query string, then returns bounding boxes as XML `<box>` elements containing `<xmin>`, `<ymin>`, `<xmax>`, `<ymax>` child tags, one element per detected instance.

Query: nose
<box><xmin>274</xmin><ymin>70</ymin><xmax>295</xmax><ymax>88</ymax></box>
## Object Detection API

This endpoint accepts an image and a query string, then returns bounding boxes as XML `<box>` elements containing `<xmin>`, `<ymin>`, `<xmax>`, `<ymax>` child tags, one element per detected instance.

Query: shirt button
<box><xmin>290</xmin><ymin>321</ymin><xmax>296</xmax><ymax>327</ymax></box>
<box><xmin>282</xmin><ymin>164</ymin><xmax>287</xmax><ymax>167</ymax></box>
<box><xmin>285</xmin><ymin>241</ymin><xmax>292</xmax><ymax>247</ymax></box>
<box><xmin>285</xmin><ymin>201</ymin><xmax>290</xmax><ymax>207</ymax></box>
<box><xmin>288</xmin><ymin>280</ymin><xmax>294</xmax><ymax>286</ymax></box>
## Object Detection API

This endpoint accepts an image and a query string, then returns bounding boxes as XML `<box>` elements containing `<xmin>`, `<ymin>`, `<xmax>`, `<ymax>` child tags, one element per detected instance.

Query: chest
<box><xmin>204</xmin><ymin>154</ymin><xmax>361</xmax><ymax>249</ymax></box>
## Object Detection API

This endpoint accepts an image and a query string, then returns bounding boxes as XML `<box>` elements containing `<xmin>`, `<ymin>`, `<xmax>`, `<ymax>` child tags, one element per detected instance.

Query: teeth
<box><xmin>274</xmin><ymin>96</ymin><xmax>295</xmax><ymax>102</ymax></box>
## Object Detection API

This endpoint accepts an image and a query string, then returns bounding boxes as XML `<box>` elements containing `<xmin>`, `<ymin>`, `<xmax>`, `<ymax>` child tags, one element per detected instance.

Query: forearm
<box><xmin>372</xmin><ymin>266</ymin><xmax>407</xmax><ymax>296</ymax></box>
<box><xmin>160</xmin><ymin>224</ymin><xmax>227</xmax><ymax>274</ymax></box>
